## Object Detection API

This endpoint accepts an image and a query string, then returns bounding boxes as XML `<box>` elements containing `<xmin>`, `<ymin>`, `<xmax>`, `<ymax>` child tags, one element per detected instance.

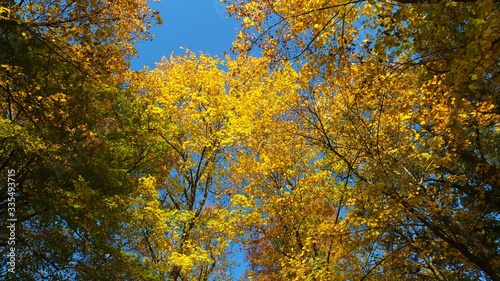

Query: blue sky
<box><xmin>131</xmin><ymin>1</ymin><xmax>248</xmax><ymax>279</ymax></box>
<box><xmin>131</xmin><ymin>0</ymin><xmax>241</xmax><ymax>70</ymax></box>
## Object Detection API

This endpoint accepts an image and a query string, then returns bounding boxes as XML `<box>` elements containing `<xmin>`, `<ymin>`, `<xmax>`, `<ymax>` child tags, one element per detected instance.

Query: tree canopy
<box><xmin>1</xmin><ymin>0</ymin><xmax>499</xmax><ymax>280</ymax></box>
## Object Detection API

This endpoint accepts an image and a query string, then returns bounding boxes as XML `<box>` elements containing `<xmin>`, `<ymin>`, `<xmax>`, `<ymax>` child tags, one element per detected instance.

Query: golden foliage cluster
<box><xmin>1</xmin><ymin>0</ymin><xmax>499</xmax><ymax>280</ymax></box>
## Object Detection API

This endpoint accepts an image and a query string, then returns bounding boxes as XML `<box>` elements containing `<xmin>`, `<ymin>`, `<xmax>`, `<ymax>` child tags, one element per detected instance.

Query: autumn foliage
<box><xmin>1</xmin><ymin>0</ymin><xmax>499</xmax><ymax>280</ymax></box>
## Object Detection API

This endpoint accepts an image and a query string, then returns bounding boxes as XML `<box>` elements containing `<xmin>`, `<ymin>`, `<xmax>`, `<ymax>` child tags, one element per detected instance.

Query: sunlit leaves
<box><xmin>225</xmin><ymin>0</ymin><xmax>500</xmax><ymax>280</ymax></box>
<box><xmin>0</xmin><ymin>0</ymin><xmax>160</xmax><ymax>279</ymax></box>
<box><xmin>2</xmin><ymin>0</ymin><xmax>499</xmax><ymax>279</ymax></box>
